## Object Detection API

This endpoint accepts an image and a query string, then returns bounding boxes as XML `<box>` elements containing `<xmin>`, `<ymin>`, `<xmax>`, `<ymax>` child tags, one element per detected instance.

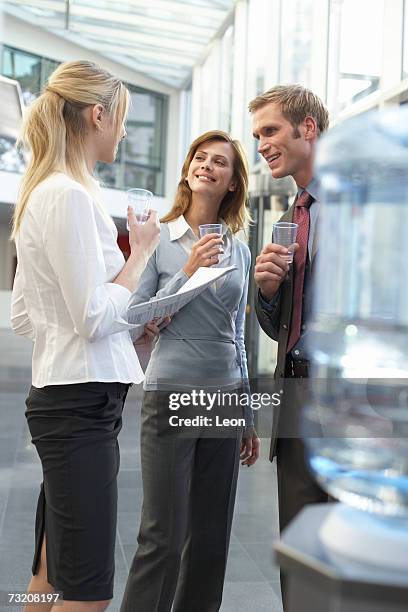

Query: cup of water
<box><xmin>198</xmin><ymin>223</ymin><xmax>224</xmax><ymax>265</ymax></box>
<box><xmin>198</xmin><ymin>223</ymin><xmax>223</xmax><ymax>238</ymax></box>
<box><xmin>127</xmin><ymin>188</ymin><xmax>153</xmax><ymax>229</ymax></box>
<box><xmin>272</xmin><ymin>222</ymin><xmax>298</xmax><ymax>263</ymax></box>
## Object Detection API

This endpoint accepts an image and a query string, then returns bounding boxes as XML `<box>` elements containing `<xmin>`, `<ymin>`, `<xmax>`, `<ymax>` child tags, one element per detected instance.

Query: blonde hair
<box><xmin>11</xmin><ymin>60</ymin><xmax>129</xmax><ymax>239</ymax></box>
<box><xmin>161</xmin><ymin>130</ymin><xmax>251</xmax><ymax>234</ymax></box>
<box><xmin>248</xmin><ymin>84</ymin><xmax>329</xmax><ymax>135</ymax></box>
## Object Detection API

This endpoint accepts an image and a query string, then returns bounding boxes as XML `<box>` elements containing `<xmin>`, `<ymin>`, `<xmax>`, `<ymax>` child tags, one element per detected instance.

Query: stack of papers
<box><xmin>127</xmin><ymin>265</ymin><xmax>236</xmax><ymax>326</ymax></box>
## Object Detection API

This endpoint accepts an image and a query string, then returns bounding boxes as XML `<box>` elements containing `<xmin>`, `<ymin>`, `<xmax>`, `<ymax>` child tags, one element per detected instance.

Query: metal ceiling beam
<box><xmin>7</xmin><ymin>0</ymin><xmax>228</xmax><ymax>21</ymax></box>
<box><xmin>117</xmin><ymin>0</ymin><xmax>227</xmax><ymax>20</ymax></box>
<box><xmin>71</xmin><ymin>21</ymin><xmax>204</xmax><ymax>53</ymax></box>
<box><xmin>111</xmin><ymin>59</ymin><xmax>189</xmax><ymax>79</ymax></box>
<box><xmin>9</xmin><ymin>0</ymin><xmax>215</xmax><ymax>39</ymax></box>
<box><xmin>84</xmin><ymin>39</ymin><xmax>196</xmax><ymax>67</ymax></box>
<box><xmin>101</xmin><ymin>51</ymin><xmax>186</xmax><ymax>86</ymax></box>
<box><xmin>61</xmin><ymin>30</ymin><xmax>182</xmax><ymax>89</ymax></box>
<box><xmin>64</xmin><ymin>0</ymin><xmax>70</xmax><ymax>30</ymax></box>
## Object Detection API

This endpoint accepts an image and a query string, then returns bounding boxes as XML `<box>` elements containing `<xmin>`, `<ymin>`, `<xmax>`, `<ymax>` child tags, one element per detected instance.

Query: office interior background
<box><xmin>0</xmin><ymin>1</ymin><xmax>408</xmax><ymax>609</ymax></box>
<box><xmin>1</xmin><ymin>0</ymin><xmax>408</xmax><ymax>377</ymax></box>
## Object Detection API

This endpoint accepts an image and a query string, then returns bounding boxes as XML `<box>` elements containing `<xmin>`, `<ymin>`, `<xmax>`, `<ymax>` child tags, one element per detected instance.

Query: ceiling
<box><xmin>4</xmin><ymin>0</ymin><xmax>235</xmax><ymax>88</ymax></box>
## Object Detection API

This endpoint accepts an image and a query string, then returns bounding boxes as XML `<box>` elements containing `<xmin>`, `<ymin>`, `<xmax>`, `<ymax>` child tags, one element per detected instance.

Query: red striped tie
<box><xmin>287</xmin><ymin>190</ymin><xmax>314</xmax><ymax>353</ymax></box>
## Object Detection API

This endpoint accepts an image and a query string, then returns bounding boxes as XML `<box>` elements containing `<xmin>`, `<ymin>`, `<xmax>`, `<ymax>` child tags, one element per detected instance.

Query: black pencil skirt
<box><xmin>25</xmin><ymin>381</ymin><xmax>130</xmax><ymax>601</ymax></box>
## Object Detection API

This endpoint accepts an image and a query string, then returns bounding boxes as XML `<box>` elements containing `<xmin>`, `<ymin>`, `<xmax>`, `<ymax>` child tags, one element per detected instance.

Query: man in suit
<box><xmin>249</xmin><ymin>85</ymin><xmax>330</xmax><ymax>606</ymax></box>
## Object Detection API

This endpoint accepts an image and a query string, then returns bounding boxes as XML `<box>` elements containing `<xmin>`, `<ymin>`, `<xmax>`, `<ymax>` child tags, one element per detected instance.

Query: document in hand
<box><xmin>127</xmin><ymin>265</ymin><xmax>236</xmax><ymax>326</ymax></box>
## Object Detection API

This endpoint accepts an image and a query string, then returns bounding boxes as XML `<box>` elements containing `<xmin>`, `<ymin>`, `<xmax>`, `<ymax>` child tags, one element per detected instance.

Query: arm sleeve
<box><xmin>152</xmin><ymin>269</ymin><xmax>189</xmax><ymax>300</ymax></box>
<box><xmin>10</xmin><ymin>263</ymin><xmax>35</xmax><ymax>341</ymax></box>
<box><xmin>127</xmin><ymin>249</ymin><xmax>190</xmax><ymax>340</ymax></box>
<box><xmin>43</xmin><ymin>187</ymin><xmax>137</xmax><ymax>342</ymax></box>
<box><xmin>259</xmin><ymin>287</ymin><xmax>281</xmax><ymax>312</ymax></box>
<box><xmin>127</xmin><ymin>251</ymin><xmax>160</xmax><ymax>342</ymax></box>
<box><xmin>254</xmin><ymin>287</ymin><xmax>282</xmax><ymax>342</ymax></box>
<box><xmin>235</xmin><ymin>250</ymin><xmax>253</xmax><ymax>427</ymax></box>
<box><xmin>127</xmin><ymin>248</ymin><xmax>190</xmax><ymax>309</ymax></box>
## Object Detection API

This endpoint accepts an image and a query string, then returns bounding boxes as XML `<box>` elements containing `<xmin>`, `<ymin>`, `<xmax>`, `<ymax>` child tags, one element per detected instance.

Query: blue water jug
<box><xmin>303</xmin><ymin>108</ymin><xmax>408</xmax><ymax>568</ymax></box>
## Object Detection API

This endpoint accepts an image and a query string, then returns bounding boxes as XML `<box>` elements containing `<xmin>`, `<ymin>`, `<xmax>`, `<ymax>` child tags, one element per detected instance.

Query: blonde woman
<box><xmin>10</xmin><ymin>61</ymin><xmax>160</xmax><ymax>611</ymax></box>
<box><xmin>121</xmin><ymin>131</ymin><xmax>260</xmax><ymax>612</ymax></box>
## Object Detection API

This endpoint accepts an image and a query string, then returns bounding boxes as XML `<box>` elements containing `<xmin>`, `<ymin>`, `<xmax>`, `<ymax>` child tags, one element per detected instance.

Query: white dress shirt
<box><xmin>11</xmin><ymin>172</ymin><xmax>144</xmax><ymax>387</ymax></box>
<box><xmin>167</xmin><ymin>215</ymin><xmax>232</xmax><ymax>290</ymax></box>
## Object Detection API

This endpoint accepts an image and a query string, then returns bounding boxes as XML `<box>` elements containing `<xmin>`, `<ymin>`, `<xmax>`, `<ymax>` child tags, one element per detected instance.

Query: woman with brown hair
<box><xmin>10</xmin><ymin>60</ymin><xmax>160</xmax><ymax>610</ymax></box>
<box><xmin>121</xmin><ymin>131</ymin><xmax>260</xmax><ymax>612</ymax></box>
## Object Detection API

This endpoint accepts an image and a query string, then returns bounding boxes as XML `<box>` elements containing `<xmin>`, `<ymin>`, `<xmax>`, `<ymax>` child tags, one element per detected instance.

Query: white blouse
<box><xmin>11</xmin><ymin>172</ymin><xmax>144</xmax><ymax>387</ymax></box>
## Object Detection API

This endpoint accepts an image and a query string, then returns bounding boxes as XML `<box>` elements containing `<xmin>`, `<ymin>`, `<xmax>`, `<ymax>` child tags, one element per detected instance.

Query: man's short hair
<box><xmin>248</xmin><ymin>84</ymin><xmax>329</xmax><ymax>135</ymax></box>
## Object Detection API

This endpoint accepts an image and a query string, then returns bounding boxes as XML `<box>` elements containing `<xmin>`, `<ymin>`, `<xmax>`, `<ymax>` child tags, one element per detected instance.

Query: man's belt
<box><xmin>286</xmin><ymin>355</ymin><xmax>310</xmax><ymax>378</ymax></box>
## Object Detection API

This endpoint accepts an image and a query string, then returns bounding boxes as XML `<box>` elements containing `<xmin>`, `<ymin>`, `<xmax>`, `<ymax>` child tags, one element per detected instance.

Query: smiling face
<box><xmin>252</xmin><ymin>102</ymin><xmax>316</xmax><ymax>187</ymax></box>
<box><xmin>186</xmin><ymin>140</ymin><xmax>236</xmax><ymax>200</ymax></box>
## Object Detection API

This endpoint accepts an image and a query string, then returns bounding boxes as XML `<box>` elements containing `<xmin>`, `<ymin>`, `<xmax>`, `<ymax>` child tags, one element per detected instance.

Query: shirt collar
<box><xmin>297</xmin><ymin>176</ymin><xmax>319</xmax><ymax>202</ymax></box>
<box><xmin>167</xmin><ymin>215</ymin><xmax>230</xmax><ymax>242</ymax></box>
<box><xmin>167</xmin><ymin>215</ymin><xmax>193</xmax><ymax>241</ymax></box>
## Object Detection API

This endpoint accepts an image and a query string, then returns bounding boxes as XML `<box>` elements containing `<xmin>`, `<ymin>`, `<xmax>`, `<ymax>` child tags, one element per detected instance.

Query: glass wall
<box><xmin>279</xmin><ymin>0</ymin><xmax>315</xmax><ymax>86</ymax></box>
<box><xmin>190</xmin><ymin>22</ymin><xmax>234</xmax><ymax>138</ymax></box>
<box><xmin>1</xmin><ymin>45</ymin><xmax>168</xmax><ymax>195</ymax></box>
<box><xmin>219</xmin><ymin>25</ymin><xmax>234</xmax><ymax>132</ymax></box>
<box><xmin>327</xmin><ymin>0</ymin><xmax>384</xmax><ymax>113</ymax></box>
<box><xmin>246</xmin><ymin>0</ymin><xmax>273</xmax><ymax>100</ymax></box>
<box><xmin>245</xmin><ymin>0</ymin><xmax>275</xmax><ymax>164</ymax></box>
<box><xmin>187</xmin><ymin>0</ymin><xmax>408</xmax><ymax>377</ymax></box>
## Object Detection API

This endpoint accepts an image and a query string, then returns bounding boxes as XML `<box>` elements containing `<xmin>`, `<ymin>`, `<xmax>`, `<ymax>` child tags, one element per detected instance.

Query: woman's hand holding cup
<box><xmin>127</xmin><ymin>206</ymin><xmax>160</xmax><ymax>263</ymax></box>
<box><xmin>183</xmin><ymin>233</ymin><xmax>224</xmax><ymax>278</ymax></box>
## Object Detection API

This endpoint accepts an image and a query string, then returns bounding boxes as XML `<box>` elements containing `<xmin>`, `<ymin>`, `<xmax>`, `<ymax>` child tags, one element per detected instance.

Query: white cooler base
<box><xmin>319</xmin><ymin>503</ymin><xmax>408</xmax><ymax>581</ymax></box>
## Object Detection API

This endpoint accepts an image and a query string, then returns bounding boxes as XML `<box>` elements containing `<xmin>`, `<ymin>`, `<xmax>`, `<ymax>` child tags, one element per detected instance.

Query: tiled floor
<box><xmin>0</xmin><ymin>330</ymin><xmax>283</xmax><ymax>611</ymax></box>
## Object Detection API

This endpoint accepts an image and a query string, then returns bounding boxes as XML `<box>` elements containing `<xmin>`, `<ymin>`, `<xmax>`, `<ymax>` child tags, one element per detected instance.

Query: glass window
<box><xmin>41</xmin><ymin>57</ymin><xmax>60</xmax><ymax>87</ymax></box>
<box><xmin>245</xmin><ymin>0</ymin><xmax>275</xmax><ymax>164</ymax></box>
<box><xmin>126</xmin><ymin>124</ymin><xmax>159</xmax><ymax>167</ymax></box>
<box><xmin>327</xmin><ymin>0</ymin><xmax>384</xmax><ymax>113</ymax></box>
<box><xmin>97</xmin><ymin>87</ymin><xmax>167</xmax><ymax>195</ymax></box>
<box><xmin>219</xmin><ymin>25</ymin><xmax>234</xmax><ymax>132</ymax></box>
<box><xmin>180</xmin><ymin>85</ymin><xmax>192</xmax><ymax>159</ymax></box>
<box><xmin>280</xmin><ymin>0</ymin><xmax>315</xmax><ymax>86</ymax></box>
<box><xmin>124</xmin><ymin>164</ymin><xmax>161</xmax><ymax>194</ymax></box>
<box><xmin>200</xmin><ymin>43</ymin><xmax>222</xmax><ymax>133</ymax></box>
<box><xmin>1</xmin><ymin>46</ymin><xmax>168</xmax><ymax>194</ymax></box>
<box><xmin>0</xmin><ymin>136</ymin><xmax>26</xmax><ymax>173</ymax></box>
<box><xmin>247</xmin><ymin>0</ymin><xmax>273</xmax><ymax>98</ymax></box>
<box><xmin>2</xmin><ymin>46</ymin><xmax>59</xmax><ymax>104</ymax></box>
<box><xmin>2</xmin><ymin>47</ymin><xmax>12</xmax><ymax>76</ymax></box>
<box><xmin>2</xmin><ymin>47</ymin><xmax>42</xmax><ymax>104</ymax></box>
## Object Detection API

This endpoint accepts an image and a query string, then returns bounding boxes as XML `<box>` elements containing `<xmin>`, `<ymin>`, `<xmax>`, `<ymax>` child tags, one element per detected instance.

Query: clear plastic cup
<box><xmin>127</xmin><ymin>188</ymin><xmax>153</xmax><ymax>229</ymax></box>
<box><xmin>198</xmin><ymin>223</ymin><xmax>223</xmax><ymax>265</ymax></box>
<box><xmin>272</xmin><ymin>222</ymin><xmax>298</xmax><ymax>263</ymax></box>
<box><xmin>198</xmin><ymin>223</ymin><xmax>223</xmax><ymax>237</ymax></box>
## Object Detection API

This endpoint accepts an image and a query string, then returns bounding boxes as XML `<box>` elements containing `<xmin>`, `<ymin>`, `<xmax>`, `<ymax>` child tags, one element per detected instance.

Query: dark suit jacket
<box><xmin>255</xmin><ymin>201</ymin><xmax>319</xmax><ymax>460</ymax></box>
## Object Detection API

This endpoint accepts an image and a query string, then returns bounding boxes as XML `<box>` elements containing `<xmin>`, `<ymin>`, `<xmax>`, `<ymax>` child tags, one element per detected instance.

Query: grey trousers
<box><xmin>120</xmin><ymin>390</ymin><xmax>242</xmax><ymax>612</ymax></box>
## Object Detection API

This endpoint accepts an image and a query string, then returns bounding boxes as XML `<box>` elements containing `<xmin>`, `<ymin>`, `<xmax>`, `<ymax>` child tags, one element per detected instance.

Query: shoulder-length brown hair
<box><xmin>161</xmin><ymin>130</ymin><xmax>251</xmax><ymax>234</ymax></box>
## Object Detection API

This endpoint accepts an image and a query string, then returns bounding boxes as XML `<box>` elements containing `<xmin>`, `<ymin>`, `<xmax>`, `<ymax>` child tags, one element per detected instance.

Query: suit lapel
<box><xmin>311</xmin><ymin>222</ymin><xmax>318</xmax><ymax>262</ymax></box>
